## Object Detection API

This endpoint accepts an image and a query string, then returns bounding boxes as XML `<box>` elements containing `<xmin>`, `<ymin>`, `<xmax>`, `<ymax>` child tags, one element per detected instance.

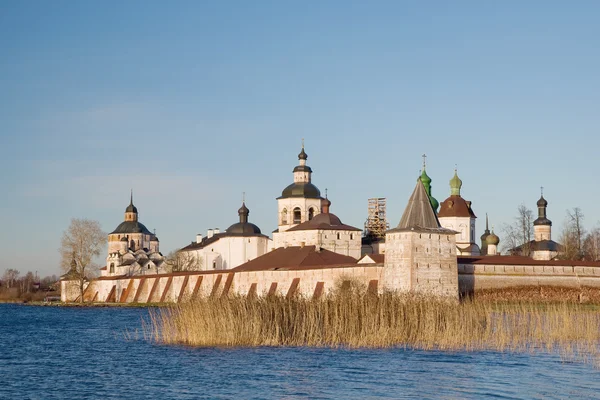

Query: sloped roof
<box><xmin>231</xmin><ymin>245</ymin><xmax>358</xmax><ymax>272</ymax></box>
<box><xmin>511</xmin><ymin>239</ymin><xmax>562</xmax><ymax>253</ymax></box>
<box><xmin>389</xmin><ymin>180</ymin><xmax>456</xmax><ymax>234</ymax></box>
<box><xmin>438</xmin><ymin>195</ymin><xmax>477</xmax><ymax>218</ymax></box>
<box><xmin>110</xmin><ymin>221</ymin><xmax>152</xmax><ymax>235</ymax></box>
<box><xmin>358</xmin><ymin>254</ymin><xmax>385</xmax><ymax>264</ymax></box>
<box><xmin>286</xmin><ymin>212</ymin><xmax>361</xmax><ymax>232</ymax></box>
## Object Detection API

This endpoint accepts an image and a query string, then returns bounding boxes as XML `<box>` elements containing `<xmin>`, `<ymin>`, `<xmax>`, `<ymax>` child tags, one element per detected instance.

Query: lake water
<box><xmin>1</xmin><ymin>304</ymin><xmax>599</xmax><ymax>399</ymax></box>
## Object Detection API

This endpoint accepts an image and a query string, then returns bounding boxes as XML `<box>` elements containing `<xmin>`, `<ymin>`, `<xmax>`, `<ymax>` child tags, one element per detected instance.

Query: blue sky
<box><xmin>2</xmin><ymin>1</ymin><xmax>599</xmax><ymax>277</ymax></box>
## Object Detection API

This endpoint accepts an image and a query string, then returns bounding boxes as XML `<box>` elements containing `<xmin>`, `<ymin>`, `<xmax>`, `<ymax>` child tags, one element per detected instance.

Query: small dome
<box><xmin>298</xmin><ymin>148</ymin><xmax>308</xmax><ymax>160</ymax></box>
<box><xmin>151</xmin><ymin>236</ymin><xmax>159</xmax><ymax>242</ymax></box>
<box><xmin>449</xmin><ymin>170</ymin><xmax>462</xmax><ymax>196</ymax></box>
<box><xmin>420</xmin><ymin>169</ymin><xmax>432</xmax><ymax>185</ymax></box>
<box><xmin>486</xmin><ymin>231</ymin><xmax>500</xmax><ymax>246</ymax></box>
<box><xmin>126</xmin><ymin>203</ymin><xmax>138</xmax><ymax>213</ymax></box>
<box><xmin>537</xmin><ymin>196</ymin><xmax>548</xmax><ymax>207</ymax></box>
<box><xmin>238</xmin><ymin>202</ymin><xmax>249</xmax><ymax>216</ymax></box>
<box><xmin>120</xmin><ymin>236</ymin><xmax>128</xmax><ymax>242</ymax></box>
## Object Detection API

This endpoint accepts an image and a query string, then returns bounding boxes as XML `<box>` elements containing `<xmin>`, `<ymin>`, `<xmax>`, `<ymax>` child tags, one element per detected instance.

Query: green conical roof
<box><xmin>419</xmin><ymin>167</ymin><xmax>438</xmax><ymax>212</ymax></box>
<box><xmin>420</xmin><ymin>169</ymin><xmax>432</xmax><ymax>185</ymax></box>
<box><xmin>450</xmin><ymin>169</ymin><xmax>462</xmax><ymax>196</ymax></box>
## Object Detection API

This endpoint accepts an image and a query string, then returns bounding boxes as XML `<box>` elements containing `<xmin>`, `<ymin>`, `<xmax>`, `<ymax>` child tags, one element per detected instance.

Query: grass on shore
<box><xmin>145</xmin><ymin>291</ymin><xmax>600</xmax><ymax>365</ymax></box>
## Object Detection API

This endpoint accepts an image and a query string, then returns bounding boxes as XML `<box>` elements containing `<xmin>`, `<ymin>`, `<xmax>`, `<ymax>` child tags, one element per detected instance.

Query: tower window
<box><xmin>110</xmin><ymin>263</ymin><xmax>115</xmax><ymax>274</ymax></box>
<box><xmin>281</xmin><ymin>209</ymin><xmax>288</xmax><ymax>225</ymax></box>
<box><xmin>350</xmin><ymin>234</ymin><xmax>354</xmax><ymax>240</ymax></box>
<box><xmin>308</xmin><ymin>208</ymin><xmax>314</xmax><ymax>221</ymax></box>
<box><xmin>293</xmin><ymin>207</ymin><xmax>301</xmax><ymax>224</ymax></box>
<box><xmin>337</xmin><ymin>233</ymin><xmax>340</xmax><ymax>240</ymax></box>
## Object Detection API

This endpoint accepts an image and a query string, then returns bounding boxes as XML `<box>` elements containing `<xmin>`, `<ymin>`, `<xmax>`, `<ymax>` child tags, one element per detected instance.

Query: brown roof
<box><xmin>286</xmin><ymin>212</ymin><xmax>361</xmax><ymax>232</ymax></box>
<box><xmin>389</xmin><ymin>179</ymin><xmax>455</xmax><ymax>234</ymax></box>
<box><xmin>458</xmin><ymin>255</ymin><xmax>600</xmax><ymax>267</ymax></box>
<box><xmin>231</xmin><ymin>245</ymin><xmax>358</xmax><ymax>272</ymax></box>
<box><xmin>437</xmin><ymin>195</ymin><xmax>476</xmax><ymax>218</ymax></box>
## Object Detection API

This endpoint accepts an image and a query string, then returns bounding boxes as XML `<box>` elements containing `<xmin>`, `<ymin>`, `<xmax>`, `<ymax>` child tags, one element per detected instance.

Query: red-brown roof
<box><xmin>438</xmin><ymin>195</ymin><xmax>477</xmax><ymax>218</ymax></box>
<box><xmin>232</xmin><ymin>245</ymin><xmax>358</xmax><ymax>272</ymax></box>
<box><xmin>459</xmin><ymin>255</ymin><xmax>600</xmax><ymax>267</ymax></box>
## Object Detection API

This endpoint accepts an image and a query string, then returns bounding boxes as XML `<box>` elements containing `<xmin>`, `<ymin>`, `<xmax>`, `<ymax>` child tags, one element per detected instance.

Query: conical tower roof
<box><xmin>389</xmin><ymin>179</ymin><xmax>456</xmax><ymax>234</ymax></box>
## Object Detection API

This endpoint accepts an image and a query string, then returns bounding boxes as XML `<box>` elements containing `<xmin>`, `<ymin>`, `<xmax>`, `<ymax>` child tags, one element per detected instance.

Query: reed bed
<box><xmin>145</xmin><ymin>292</ymin><xmax>600</xmax><ymax>365</ymax></box>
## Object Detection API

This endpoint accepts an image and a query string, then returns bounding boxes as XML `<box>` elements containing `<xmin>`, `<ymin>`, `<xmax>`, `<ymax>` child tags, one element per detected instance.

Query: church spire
<box><xmin>419</xmin><ymin>155</ymin><xmax>439</xmax><ymax>212</ymax></box>
<box><xmin>395</xmin><ymin>178</ymin><xmax>441</xmax><ymax>230</ymax></box>
<box><xmin>293</xmin><ymin>140</ymin><xmax>312</xmax><ymax>183</ymax></box>
<box><xmin>449</xmin><ymin>167</ymin><xmax>462</xmax><ymax>196</ymax></box>
<box><xmin>125</xmin><ymin>190</ymin><xmax>138</xmax><ymax>221</ymax></box>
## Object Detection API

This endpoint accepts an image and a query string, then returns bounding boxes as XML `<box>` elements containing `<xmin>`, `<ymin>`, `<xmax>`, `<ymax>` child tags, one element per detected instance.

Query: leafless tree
<box><xmin>559</xmin><ymin>208</ymin><xmax>585</xmax><ymax>260</ymax></box>
<box><xmin>583</xmin><ymin>226</ymin><xmax>600</xmax><ymax>261</ymax></box>
<box><xmin>165</xmin><ymin>250</ymin><xmax>202</xmax><ymax>272</ymax></box>
<box><xmin>59</xmin><ymin>218</ymin><xmax>106</xmax><ymax>303</ymax></box>
<box><xmin>2</xmin><ymin>269</ymin><xmax>20</xmax><ymax>289</ymax></box>
<box><xmin>501</xmin><ymin>204</ymin><xmax>534</xmax><ymax>256</ymax></box>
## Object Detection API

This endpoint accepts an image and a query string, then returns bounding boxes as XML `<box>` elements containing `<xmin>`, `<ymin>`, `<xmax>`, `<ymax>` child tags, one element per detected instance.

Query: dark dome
<box><xmin>126</xmin><ymin>203</ymin><xmax>138</xmax><ymax>213</ymax></box>
<box><xmin>533</xmin><ymin>217</ymin><xmax>552</xmax><ymax>226</ymax></box>
<box><xmin>151</xmin><ymin>236</ymin><xmax>159</xmax><ymax>242</ymax></box>
<box><xmin>120</xmin><ymin>236</ymin><xmax>128</xmax><ymax>242</ymax></box>
<box><xmin>537</xmin><ymin>196</ymin><xmax>548</xmax><ymax>207</ymax></box>
<box><xmin>278</xmin><ymin>182</ymin><xmax>321</xmax><ymax>199</ymax></box>
<box><xmin>238</xmin><ymin>202</ymin><xmax>249</xmax><ymax>215</ymax></box>
<box><xmin>110</xmin><ymin>221</ymin><xmax>152</xmax><ymax>235</ymax></box>
<box><xmin>293</xmin><ymin>165</ymin><xmax>313</xmax><ymax>173</ymax></box>
<box><xmin>225</xmin><ymin>222</ymin><xmax>262</xmax><ymax>235</ymax></box>
<box><xmin>298</xmin><ymin>148</ymin><xmax>308</xmax><ymax>160</ymax></box>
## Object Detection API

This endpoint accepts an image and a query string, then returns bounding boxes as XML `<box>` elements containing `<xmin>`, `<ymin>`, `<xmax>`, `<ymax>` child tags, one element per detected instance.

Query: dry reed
<box><xmin>145</xmin><ymin>291</ymin><xmax>600</xmax><ymax>365</ymax></box>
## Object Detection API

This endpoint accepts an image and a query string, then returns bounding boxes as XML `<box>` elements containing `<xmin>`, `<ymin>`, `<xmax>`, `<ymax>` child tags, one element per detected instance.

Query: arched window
<box><xmin>109</xmin><ymin>263</ymin><xmax>115</xmax><ymax>274</ymax></box>
<box><xmin>293</xmin><ymin>207</ymin><xmax>301</xmax><ymax>224</ymax></box>
<box><xmin>281</xmin><ymin>209</ymin><xmax>288</xmax><ymax>225</ymax></box>
<box><xmin>337</xmin><ymin>233</ymin><xmax>340</xmax><ymax>240</ymax></box>
<box><xmin>308</xmin><ymin>208</ymin><xmax>315</xmax><ymax>221</ymax></box>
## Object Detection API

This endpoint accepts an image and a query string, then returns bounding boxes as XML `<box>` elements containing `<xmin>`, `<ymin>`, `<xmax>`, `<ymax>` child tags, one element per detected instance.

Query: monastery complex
<box><xmin>62</xmin><ymin>145</ymin><xmax>600</xmax><ymax>302</ymax></box>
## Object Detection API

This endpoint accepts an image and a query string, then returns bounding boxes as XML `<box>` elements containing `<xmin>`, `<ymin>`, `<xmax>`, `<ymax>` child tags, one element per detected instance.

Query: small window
<box><xmin>308</xmin><ymin>208</ymin><xmax>315</xmax><ymax>220</ymax></box>
<box><xmin>109</xmin><ymin>263</ymin><xmax>115</xmax><ymax>274</ymax></box>
<box><xmin>337</xmin><ymin>233</ymin><xmax>340</xmax><ymax>240</ymax></box>
<box><xmin>350</xmin><ymin>234</ymin><xmax>354</xmax><ymax>240</ymax></box>
<box><xmin>212</xmin><ymin>261</ymin><xmax>217</xmax><ymax>269</ymax></box>
<box><xmin>293</xmin><ymin>207</ymin><xmax>301</xmax><ymax>224</ymax></box>
<box><xmin>281</xmin><ymin>209</ymin><xmax>288</xmax><ymax>225</ymax></box>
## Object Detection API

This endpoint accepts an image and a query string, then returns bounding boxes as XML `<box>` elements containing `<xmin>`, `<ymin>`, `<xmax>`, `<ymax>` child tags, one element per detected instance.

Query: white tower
<box><xmin>275</xmin><ymin>142</ymin><xmax>323</xmax><ymax>233</ymax></box>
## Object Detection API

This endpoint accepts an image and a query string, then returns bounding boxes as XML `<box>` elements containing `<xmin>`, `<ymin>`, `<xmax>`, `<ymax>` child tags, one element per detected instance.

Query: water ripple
<box><xmin>1</xmin><ymin>304</ymin><xmax>600</xmax><ymax>399</ymax></box>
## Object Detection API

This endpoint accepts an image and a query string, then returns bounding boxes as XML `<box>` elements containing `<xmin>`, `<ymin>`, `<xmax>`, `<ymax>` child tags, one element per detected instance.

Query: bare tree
<box><xmin>2</xmin><ymin>269</ymin><xmax>20</xmax><ymax>289</ymax></box>
<box><xmin>59</xmin><ymin>218</ymin><xmax>106</xmax><ymax>303</ymax></box>
<box><xmin>165</xmin><ymin>250</ymin><xmax>202</xmax><ymax>272</ymax></box>
<box><xmin>559</xmin><ymin>208</ymin><xmax>585</xmax><ymax>260</ymax></box>
<box><xmin>583</xmin><ymin>226</ymin><xmax>600</xmax><ymax>261</ymax></box>
<box><xmin>501</xmin><ymin>204</ymin><xmax>534</xmax><ymax>256</ymax></box>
